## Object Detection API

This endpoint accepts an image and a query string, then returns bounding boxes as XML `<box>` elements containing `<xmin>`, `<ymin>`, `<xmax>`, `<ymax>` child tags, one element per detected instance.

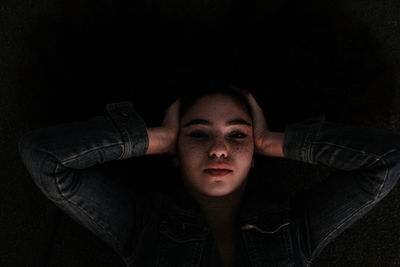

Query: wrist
<box><xmin>146</xmin><ymin>127</ymin><xmax>170</xmax><ymax>155</ymax></box>
<box><xmin>260</xmin><ymin>131</ymin><xmax>285</xmax><ymax>158</ymax></box>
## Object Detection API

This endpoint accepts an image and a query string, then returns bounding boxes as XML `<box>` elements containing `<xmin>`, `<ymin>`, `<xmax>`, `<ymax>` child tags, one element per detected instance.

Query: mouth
<box><xmin>203</xmin><ymin>169</ymin><xmax>233</xmax><ymax>177</ymax></box>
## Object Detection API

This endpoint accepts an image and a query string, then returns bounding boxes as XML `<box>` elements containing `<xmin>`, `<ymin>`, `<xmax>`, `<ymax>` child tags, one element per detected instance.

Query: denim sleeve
<box><xmin>18</xmin><ymin>101</ymin><xmax>151</xmax><ymax>261</ymax></box>
<box><xmin>18</xmin><ymin>101</ymin><xmax>149</xmax><ymax>171</ymax></box>
<box><xmin>284</xmin><ymin>115</ymin><xmax>400</xmax><ymax>264</ymax></box>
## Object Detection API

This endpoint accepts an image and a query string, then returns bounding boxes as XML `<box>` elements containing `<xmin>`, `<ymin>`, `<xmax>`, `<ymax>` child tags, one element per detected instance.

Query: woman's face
<box><xmin>176</xmin><ymin>93</ymin><xmax>254</xmax><ymax>198</ymax></box>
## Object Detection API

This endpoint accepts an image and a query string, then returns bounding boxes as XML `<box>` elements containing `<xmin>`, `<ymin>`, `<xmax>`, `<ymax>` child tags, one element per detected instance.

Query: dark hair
<box><xmin>179</xmin><ymin>84</ymin><xmax>253</xmax><ymax>121</ymax></box>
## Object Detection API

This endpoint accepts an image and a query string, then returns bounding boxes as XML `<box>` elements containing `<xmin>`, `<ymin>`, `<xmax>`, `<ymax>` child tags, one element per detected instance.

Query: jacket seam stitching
<box><xmin>374</xmin><ymin>153</ymin><xmax>391</xmax><ymax>201</ymax></box>
<box><xmin>59</xmin><ymin>142</ymin><xmax>124</xmax><ymax>164</ymax></box>
<box><xmin>310</xmin><ymin>149</ymin><xmax>396</xmax><ymax>261</ymax></box>
<box><xmin>305</xmin><ymin>121</ymin><xmax>324</xmax><ymax>163</ymax></box>
<box><xmin>311</xmin><ymin>141</ymin><xmax>392</xmax><ymax>161</ymax></box>
<box><xmin>53</xmin><ymin>157</ymin><xmax>123</xmax><ymax>256</ymax></box>
<box><xmin>120</xmin><ymin>128</ymin><xmax>133</xmax><ymax>160</ymax></box>
<box><xmin>311</xmin><ymin>198</ymin><xmax>374</xmax><ymax>261</ymax></box>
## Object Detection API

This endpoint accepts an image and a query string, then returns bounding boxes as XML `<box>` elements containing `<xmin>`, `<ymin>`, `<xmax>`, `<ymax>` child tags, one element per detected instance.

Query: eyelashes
<box><xmin>188</xmin><ymin>131</ymin><xmax>248</xmax><ymax>139</ymax></box>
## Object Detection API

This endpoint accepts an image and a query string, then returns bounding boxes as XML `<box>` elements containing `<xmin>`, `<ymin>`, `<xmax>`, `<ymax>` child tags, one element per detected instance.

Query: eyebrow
<box><xmin>183</xmin><ymin>118</ymin><xmax>252</xmax><ymax>127</ymax></box>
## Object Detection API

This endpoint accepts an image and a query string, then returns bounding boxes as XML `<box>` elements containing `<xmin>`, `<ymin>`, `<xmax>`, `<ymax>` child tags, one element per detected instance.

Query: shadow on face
<box><xmin>173</xmin><ymin>93</ymin><xmax>255</xmax><ymax>198</ymax></box>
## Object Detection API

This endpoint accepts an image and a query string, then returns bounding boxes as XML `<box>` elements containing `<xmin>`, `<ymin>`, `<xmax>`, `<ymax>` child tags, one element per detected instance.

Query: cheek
<box><xmin>229</xmin><ymin>140</ymin><xmax>254</xmax><ymax>155</ymax></box>
<box><xmin>178</xmin><ymin>138</ymin><xmax>204</xmax><ymax>154</ymax></box>
<box><xmin>229</xmin><ymin>143</ymin><xmax>254</xmax><ymax>169</ymax></box>
<box><xmin>178</xmin><ymin>137</ymin><xmax>254</xmax><ymax>158</ymax></box>
<box><xmin>177</xmin><ymin>140</ymin><xmax>205</xmax><ymax>166</ymax></box>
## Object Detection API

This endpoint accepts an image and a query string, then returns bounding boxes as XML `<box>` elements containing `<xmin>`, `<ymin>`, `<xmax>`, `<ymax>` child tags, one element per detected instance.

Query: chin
<box><xmin>199</xmin><ymin>183</ymin><xmax>237</xmax><ymax>197</ymax></box>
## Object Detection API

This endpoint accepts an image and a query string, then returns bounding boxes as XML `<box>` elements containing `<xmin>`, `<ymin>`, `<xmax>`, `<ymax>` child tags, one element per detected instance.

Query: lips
<box><xmin>203</xmin><ymin>163</ymin><xmax>232</xmax><ymax>171</ymax></box>
<box><xmin>204</xmin><ymin>169</ymin><xmax>232</xmax><ymax>177</ymax></box>
<box><xmin>203</xmin><ymin>163</ymin><xmax>233</xmax><ymax>177</ymax></box>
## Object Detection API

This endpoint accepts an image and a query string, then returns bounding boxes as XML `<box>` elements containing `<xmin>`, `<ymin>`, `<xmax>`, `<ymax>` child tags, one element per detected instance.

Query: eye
<box><xmin>230</xmin><ymin>132</ymin><xmax>248</xmax><ymax>139</ymax></box>
<box><xmin>188</xmin><ymin>131</ymin><xmax>208</xmax><ymax>138</ymax></box>
<box><xmin>188</xmin><ymin>131</ymin><xmax>248</xmax><ymax>139</ymax></box>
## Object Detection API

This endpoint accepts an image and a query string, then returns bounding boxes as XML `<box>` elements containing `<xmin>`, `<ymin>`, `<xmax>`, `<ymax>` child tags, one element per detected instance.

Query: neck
<box><xmin>186</xmin><ymin>179</ymin><xmax>248</xmax><ymax>228</ymax></box>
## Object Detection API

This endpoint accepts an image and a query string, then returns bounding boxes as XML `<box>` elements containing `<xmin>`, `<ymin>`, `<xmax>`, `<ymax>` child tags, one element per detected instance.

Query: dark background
<box><xmin>3</xmin><ymin>0</ymin><xmax>400</xmax><ymax>266</ymax></box>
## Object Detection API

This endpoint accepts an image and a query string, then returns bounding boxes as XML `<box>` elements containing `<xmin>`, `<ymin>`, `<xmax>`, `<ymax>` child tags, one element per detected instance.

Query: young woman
<box><xmin>18</xmin><ymin>85</ymin><xmax>400</xmax><ymax>267</ymax></box>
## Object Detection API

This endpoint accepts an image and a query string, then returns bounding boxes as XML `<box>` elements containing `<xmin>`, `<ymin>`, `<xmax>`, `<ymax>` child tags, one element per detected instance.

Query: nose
<box><xmin>208</xmin><ymin>138</ymin><xmax>229</xmax><ymax>159</ymax></box>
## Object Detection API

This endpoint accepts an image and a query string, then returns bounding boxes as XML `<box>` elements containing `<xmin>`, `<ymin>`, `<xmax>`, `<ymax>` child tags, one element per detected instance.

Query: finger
<box><xmin>167</xmin><ymin>98</ymin><xmax>181</xmax><ymax>111</ymax></box>
<box><xmin>165</xmin><ymin>98</ymin><xmax>181</xmax><ymax>119</ymax></box>
<box><xmin>246</xmin><ymin>92</ymin><xmax>259</xmax><ymax>107</ymax></box>
<box><xmin>247</xmin><ymin>92</ymin><xmax>269</xmax><ymax>130</ymax></box>
<box><xmin>230</xmin><ymin>85</ymin><xmax>249</xmax><ymax>97</ymax></box>
<box><xmin>163</xmin><ymin>98</ymin><xmax>181</xmax><ymax>123</ymax></box>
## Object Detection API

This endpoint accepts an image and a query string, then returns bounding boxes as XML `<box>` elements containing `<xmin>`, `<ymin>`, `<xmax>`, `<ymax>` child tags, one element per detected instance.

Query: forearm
<box><xmin>283</xmin><ymin>115</ymin><xmax>400</xmax><ymax>168</ymax></box>
<box><xmin>18</xmin><ymin>101</ymin><xmax>149</xmax><ymax>171</ymax></box>
<box><xmin>260</xmin><ymin>131</ymin><xmax>286</xmax><ymax>158</ymax></box>
<box><xmin>145</xmin><ymin>127</ymin><xmax>170</xmax><ymax>155</ymax></box>
<box><xmin>283</xmin><ymin>115</ymin><xmax>400</xmax><ymax>201</ymax></box>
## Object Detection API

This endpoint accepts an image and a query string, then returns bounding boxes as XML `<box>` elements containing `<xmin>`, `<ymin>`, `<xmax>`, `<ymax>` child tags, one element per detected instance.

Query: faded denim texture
<box><xmin>18</xmin><ymin>101</ymin><xmax>400</xmax><ymax>267</ymax></box>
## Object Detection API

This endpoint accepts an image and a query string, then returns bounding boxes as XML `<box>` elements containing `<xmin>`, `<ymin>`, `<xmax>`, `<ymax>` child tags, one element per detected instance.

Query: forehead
<box><xmin>181</xmin><ymin>94</ymin><xmax>251</xmax><ymax>121</ymax></box>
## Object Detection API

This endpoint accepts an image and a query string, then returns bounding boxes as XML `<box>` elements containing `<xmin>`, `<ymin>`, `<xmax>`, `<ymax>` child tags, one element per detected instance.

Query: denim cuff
<box><xmin>106</xmin><ymin>101</ymin><xmax>149</xmax><ymax>159</ymax></box>
<box><xmin>283</xmin><ymin>115</ymin><xmax>326</xmax><ymax>164</ymax></box>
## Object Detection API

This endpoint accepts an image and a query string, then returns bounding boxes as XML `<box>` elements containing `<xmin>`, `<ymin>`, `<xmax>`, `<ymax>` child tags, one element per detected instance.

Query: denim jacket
<box><xmin>18</xmin><ymin>101</ymin><xmax>400</xmax><ymax>267</ymax></box>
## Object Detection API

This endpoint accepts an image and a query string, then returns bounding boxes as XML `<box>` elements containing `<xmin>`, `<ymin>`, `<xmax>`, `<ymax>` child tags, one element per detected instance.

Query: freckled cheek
<box><xmin>178</xmin><ymin>138</ymin><xmax>254</xmax><ymax>156</ymax></box>
<box><xmin>230</xmin><ymin>143</ymin><xmax>254</xmax><ymax>157</ymax></box>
